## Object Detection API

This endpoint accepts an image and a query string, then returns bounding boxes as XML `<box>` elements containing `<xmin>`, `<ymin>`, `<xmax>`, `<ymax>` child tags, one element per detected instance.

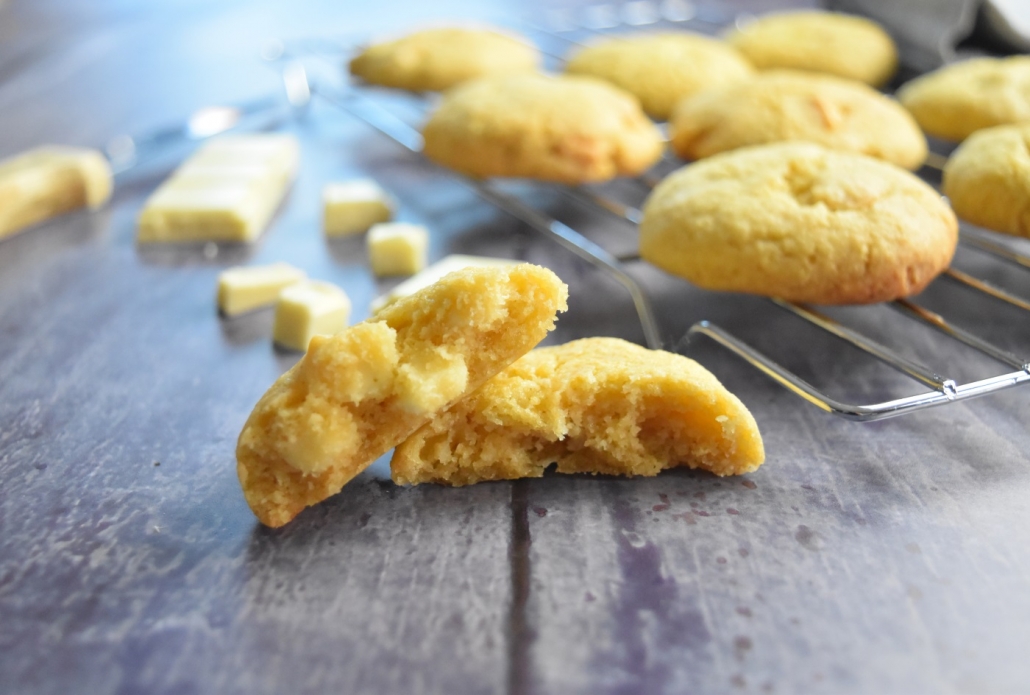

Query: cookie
<box><xmin>563</xmin><ymin>32</ymin><xmax>754</xmax><ymax>120</ymax></box>
<box><xmin>236</xmin><ymin>264</ymin><xmax>568</xmax><ymax>527</ymax></box>
<box><xmin>639</xmin><ymin>142</ymin><xmax>957</xmax><ymax>305</ymax></box>
<box><xmin>943</xmin><ymin>123</ymin><xmax>1030</xmax><ymax>238</ymax></box>
<box><xmin>391</xmin><ymin>337</ymin><xmax>764</xmax><ymax>486</ymax></box>
<box><xmin>421</xmin><ymin>73</ymin><xmax>664</xmax><ymax>184</ymax></box>
<box><xmin>897</xmin><ymin>57</ymin><xmax>1030</xmax><ymax>142</ymax></box>
<box><xmin>726</xmin><ymin>11</ymin><xmax>898</xmax><ymax>87</ymax></box>
<box><xmin>670</xmin><ymin>70</ymin><xmax>927</xmax><ymax>170</ymax></box>
<box><xmin>349</xmin><ymin>26</ymin><xmax>539</xmax><ymax>92</ymax></box>
<box><xmin>0</xmin><ymin>146</ymin><xmax>112</xmax><ymax>240</ymax></box>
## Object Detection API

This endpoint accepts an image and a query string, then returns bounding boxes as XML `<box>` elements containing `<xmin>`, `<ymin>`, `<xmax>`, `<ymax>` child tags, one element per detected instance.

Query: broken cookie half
<box><xmin>237</xmin><ymin>264</ymin><xmax>568</xmax><ymax>527</ymax></box>
<box><xmin>391</xmin><ymin>337</ymin><xmax>764</xmax><ymax>486</ymax></box>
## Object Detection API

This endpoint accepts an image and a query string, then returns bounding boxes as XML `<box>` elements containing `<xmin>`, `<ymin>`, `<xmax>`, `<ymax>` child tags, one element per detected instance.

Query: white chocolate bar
<box><xmin>370</xmin><ymin>254</ymin><xmax>518</xmax><ymax>313</ymax></box>
<box><xmin>217</xmin><ymin>262</ymin><xmax>306</xmax><ymax>316</ymax></box>
<box><xmin>0</xmin><ymin>146</ymin><xmax>113</xmax><ymax>240</ymax></box>
<box><xmin>273</xmin><ymin>280</ymin><xmax>351</xmax><ymax>352</ymax></box>
<box><xmin>366</xmin><ymin>222</ymin><xmax>428</xmax><ymax>277</ymax></box>
<box><xmin>137</xmin><ymin>134</ymin><xmax>299</xmax><ymax>243</ymax></box>
<box><xmin>322</xmin><ymin>179</ymin><xmax>394</xmax><ymax>236</ymax></box>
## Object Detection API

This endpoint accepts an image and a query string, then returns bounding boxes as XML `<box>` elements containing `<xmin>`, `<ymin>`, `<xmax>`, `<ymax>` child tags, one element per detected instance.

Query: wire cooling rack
<box><xmin>274</xmin><ymin>1</ymin><xmax>1030</xmax><ymax>421</ymax></box>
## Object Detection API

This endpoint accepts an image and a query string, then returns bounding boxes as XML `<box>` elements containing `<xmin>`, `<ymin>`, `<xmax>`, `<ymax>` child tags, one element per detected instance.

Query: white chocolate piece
<box><xmin>322</xmin><ymin>179</ymin><xmax>394</xmax><ymax>236</ymax></box>
<box><xmin>217</xmin><ymin>263</ymin><xmax>306</xmax><ymax>316</ymax></box>
<box><xmin>0</xmin><ymin>146</ymin><xmax>113</xmax><ymax>240</ymax></box>
<box><xmin>137</xmin><ymin>134</ymin><xmax>299</xmax><ymax>243</ymax></box>
<box><xmin>371</xmin><ymin>254</ymin><xmax>518</xmax><ymax>313</ymax></box>
<box><xmin>367</xmin><ymin>222</ymin><xmax>428</xmax><ymax>277</ymax></box>
<box><xmin>273</xmin><ymin>281</ymin><xmax>352</xmax><ymax>352</ymax></box>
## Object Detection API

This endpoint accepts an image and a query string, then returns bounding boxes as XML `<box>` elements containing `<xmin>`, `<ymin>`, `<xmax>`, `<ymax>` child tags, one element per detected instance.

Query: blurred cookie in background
<box><xmin>422</xmin><ymin>73</ymin><xmax>664</xmax><ymax>184</ymax></box>
<box><xmin>670</xmin><ymin>70</ymin><xmax>926</xmax><ymax>169</ymax></box>
<box><xmin>944</xmin><ymin>123</ymin><xmax>1030</xmax><ymax>237</ymax></box>
<box><xmin>726</xmin><ymin>10</ymin><xmax>898</xmax><ymax>87</ymax></box>
<box><xmin>349</xmin><ymin>26</ymin><xmax>539</xmax><ymax>92</ymax></box>
<box><xmin>564</xmin><ymin>33</ymin><xmax>754</xmax><ymax>121</ymax></box>
<box><xmin>898</xmin><ymin>56</ymin><xmax>1030</xmax><ymax>141</ymax></box>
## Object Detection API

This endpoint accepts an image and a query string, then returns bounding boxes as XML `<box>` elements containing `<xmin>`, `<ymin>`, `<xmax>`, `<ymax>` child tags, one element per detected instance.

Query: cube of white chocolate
<box><xmin>370</xmin><ymin>254</ymin><xmax>518</xmax><ymax>313</ymax></box>
<box><xmin>367</xmin><ymin>223</ymin><xmax>428</xmax><ymax>277</ymax></box>
<box><xmin>323</xmin><ymin>179</ymin><xmax>394</xmax><ymax>236</ymax></box>
<box><xmin>273</xmin><ymin>281</ymin><xmax>351</xmax><ymax>352</ymax></box>
<box><xmin>216</xmin><ymin>262</ymin><xmax>306</xmax><ymax>316</ymax></box>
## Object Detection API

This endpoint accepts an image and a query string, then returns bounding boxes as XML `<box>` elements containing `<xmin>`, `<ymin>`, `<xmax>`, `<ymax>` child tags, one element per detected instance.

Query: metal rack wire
<box><xmin>287</xmin><ymin>2</ymin><xmax>1030</xmax><ymax>421</ymax></box>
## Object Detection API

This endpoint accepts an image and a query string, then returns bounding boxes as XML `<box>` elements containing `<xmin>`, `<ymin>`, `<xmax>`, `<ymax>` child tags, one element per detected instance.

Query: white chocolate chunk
<box><xmin>273</xmin><ymin>280</ymin><xmax>351</xmax><ymax>352</ymax></box>
<box><xmin>323</xmin><ymin>179</ymin><xmax>394</xmax><ymax>236</ymax></box>
<box><xmin>0</xmin><ymin>146</ymin><xmax>113</xmax><ymax>240</ymax></box>
<box><xmin>367</xmin><ymin>222</ymin><xmax>428</xmax><ymax>277</ymax></box>
<box><xmin>217</xmin><ymin>263</ymin><xmax>306</xmax><ymax>316</ymax></box>
<box><xmin>370</xmin><ymin>254</ymin><xmax>518</xmax><ymax>313</ymax></box>
<box><xmin>137</xmin><ymin>134</ymin><xmax>299</xmax><ymax>243</ymax></box>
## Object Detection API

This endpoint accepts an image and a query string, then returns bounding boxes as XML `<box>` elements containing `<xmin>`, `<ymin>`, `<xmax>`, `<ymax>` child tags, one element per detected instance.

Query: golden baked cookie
<box><xmin>392</xmin><ymin>337</ymin><xmax>764</xmax><ymax>486</ymax></box>
<box><xmin>564</xmin><ymin>32</ymin><xmax>754</xmax><ymax>120</ymax></box>
<box><xmin>0</xmin><ymin>146</ymin><xmax>112</xmax><ymax>240</ymax></box>
<box><xmin>236</xmin><ymin>264</ymin><xmax>568</xmax><ymax>527</ymax></box>
<box><xmin>349</xmin><ymin>26</ymin><xmax>539</xmax><ymax>92</ymax></box>
<box><xmin>670</xmin><ymin>70</ymin><xmax>927</xmax><ymax>170</ymax></box>
<box><xmin>639</xmin><ymin>142</ymin><xmax>957</xmax><ymax>305</ymax></box>
<box><xmin>726</xmin><ymin>11</ymin><xmax>898</xmax><ymax>87</ymax></box>
<box><xmin>421</xmin><ymin>73</ymin><xmax>664</xmax><ymax>184</ymax></box>
<box><xmin>943</xmin><ymin>123</ymin><xmax>1030</xmax><ymax>238</ymax></box>
<box><xmin>897</xmin><ymin>57</ymin><xmax>1030</xmax><ymax>142</ymax></box>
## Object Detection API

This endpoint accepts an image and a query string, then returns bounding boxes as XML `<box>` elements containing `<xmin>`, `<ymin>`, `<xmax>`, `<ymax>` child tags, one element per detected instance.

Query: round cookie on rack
<box><xmin>639</xmin><ymin>142</ymin><xmax>958</xmax><ymax>305</ymax></box>
<box><xmin>726</xmin><ymin>10</ymin><xmax>898</xmax><ymax>87</ymax></box>
<box><xmin>421</xmin><ymin>73</ymin><xmax>665</xmax><ymax>184</ymax></box>
<box><xmin>563</xmin><ymin>32</ymin><xmax>755</xmax><ymax>121</ymax></box>
<box><xmin>943</xmin><ymin>123</ymin><xmax>1030</xmax><ymax>238</ymax></box>
<box><xmin>670</xmin><ymin>70</ymin><xmax>927</xmax><ymax>170</ymax></box>
<box><xmin>897</xmin><ymin>57</ymin><xmax>1030</xmax><ymax>142</ymax></box>
<box><xmin>348</xmin><ymin>26</ymin><xmax>540</xmax><ymax>92</ymax></box>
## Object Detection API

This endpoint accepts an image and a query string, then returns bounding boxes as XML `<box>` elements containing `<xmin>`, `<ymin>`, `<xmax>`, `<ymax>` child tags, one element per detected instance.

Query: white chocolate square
<box><xmin>323</xmin><ymin>179</ymin><xmax>394</xmax><ymax>236</ymax></box>
<box><xmin>273</xmin><ymin>281</ymin><xmax>351</xmax><ymax>352</ymax></box>
<box><xmin>370</xmin><ymin>254</ymin><xmax>518</xmax><ymax>313</ymax></box>
<box><xmin>367</xmin><ymin>222</ymin><xmax>428</xmax><ymax>277</ymax></box>
<box><xmin>138</xmin><ymin>134</ymin><xmax>298</xmax><ymax>243</ymax></box>
<box><xmin>217</xmin><ymin>263</ymin><xmax>306</xmax><ymax>316</ymax></box>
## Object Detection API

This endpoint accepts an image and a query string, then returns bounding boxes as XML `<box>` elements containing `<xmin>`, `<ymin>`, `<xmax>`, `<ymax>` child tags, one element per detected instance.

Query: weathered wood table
<box><xmin>2</xmin><ymin>1</ymin><xmax>1029</xmax><ymax>693</ymax></box>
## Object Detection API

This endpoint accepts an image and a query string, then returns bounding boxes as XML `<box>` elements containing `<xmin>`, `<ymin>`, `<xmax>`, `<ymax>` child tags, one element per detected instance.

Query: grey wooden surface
<box><xmin>2</xmin><ymin>1</ymin><xmax>1030</xmax><ymax>694</ymax></box>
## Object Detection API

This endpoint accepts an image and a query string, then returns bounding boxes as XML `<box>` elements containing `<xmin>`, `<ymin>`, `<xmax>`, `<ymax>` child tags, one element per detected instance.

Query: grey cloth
<box><xmin>827</xmin><ymin>0</ymin><xmax>979</xmax><ymax>72</ymax></box>
<box><xmin>982</xmin><ymin>0</ymin><xmax>1030</xmax><ymax>52</ymax></box>
<box><xmin>827</xmin><ymin>0</ymin><xmax>1028</xmax><ymax>73</ymax></box>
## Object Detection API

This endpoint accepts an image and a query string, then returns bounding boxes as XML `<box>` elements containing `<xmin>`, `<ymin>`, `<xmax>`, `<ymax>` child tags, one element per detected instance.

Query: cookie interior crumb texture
<box><xmin>670</xmin><ymin>70</ymin><xmax>927</xmax><ymax>170</ymax></box>
<box><xmin>639</xmin><ymin>142</ymin><xmax>958</xmax><ymax>305</ymax></box>
<box><xmin>421</xmin><ymin>73</ymin><xmax>664</xmax><ymax>184</ymax></box>
<box><xmin>392</xmin><ymin>337</ymin><xmax>765</xmax><ymax>486</ymax></box>
<box><xmin>726</xmin><ymin>10</ymin><xmax>898</xmax><ymax>87</ymax></box>
<box><xmin>943</xmin><ymin>123</ymin><xmax>1030</xmax><ymax>238</ymax></box>
<box><xmin>897</xmin><ymin>56</ymin><xmax>1030</xmax><ymax>142</ymax></box>
<box><xmin>236</xmin><ymin>264</ymin><xmax>568</xmax><ymax>527</ymax></box>
<box><xmin>349</xmin><ymin>26</ymin><xmax>540</xmax><ymax>92</ymax></box>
